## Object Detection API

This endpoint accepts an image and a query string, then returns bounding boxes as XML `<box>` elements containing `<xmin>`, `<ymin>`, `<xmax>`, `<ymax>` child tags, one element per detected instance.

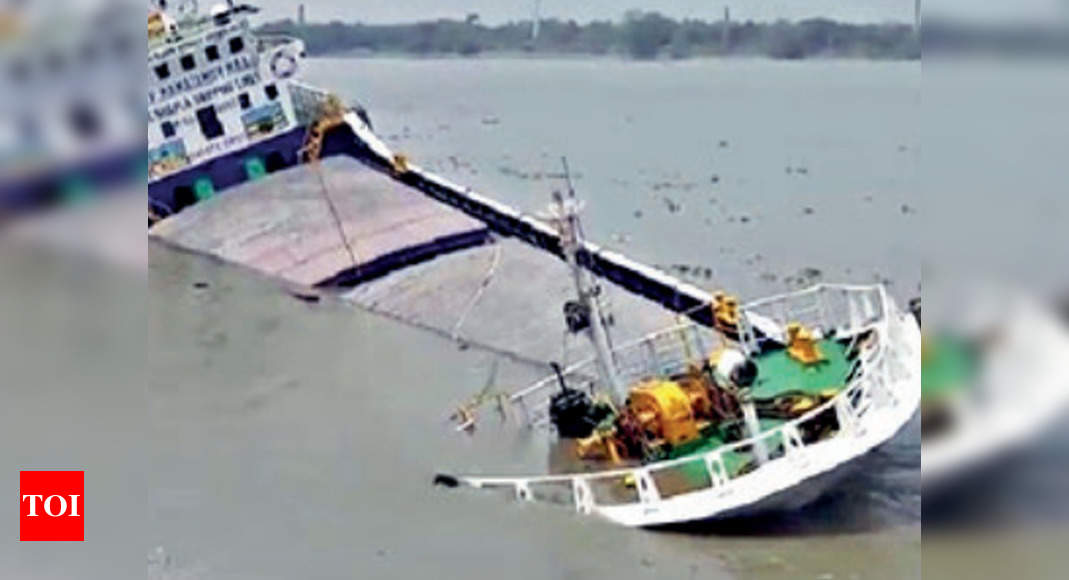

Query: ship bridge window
<box><xmin>154</xmin><ymin>63</ymin><xmax>170</xmax><ymax>80</ymax></box>
<box><xmin>181</xmin><ymin>54</ymin><xmax>196</xmax><ymax>71</ymax></box>
<box><xmin>238</xmin><ymin>93</ymin><xmax>251</xmax><ymax>110</ymax></box>
<box><xmin>161</xmin><ymin>120</ymin><xmax>176</xmax><ymax>139</ymax></box>
<box><xmin>229</xmin><ymin>36</ymin><xmax>245</xmax><ymax>55</ymax></box>
<box><xmin>264</xmin><ymin>84</ymin><xmax>279</xmax><ymax>101</ymax></box>
<box><xmin>205</xmin><ymin>45</ymin><xmax>220</xmax><ymax>62</ymax></box>
<box><xmin>68</xmin><ymin>103</ymin><xmax>102</xmax><ymax>141</ymax></box>
<box><xmin>196</xmin><ymin>106</ymin><xmax>225</xmax><ymax>140</ymax></box>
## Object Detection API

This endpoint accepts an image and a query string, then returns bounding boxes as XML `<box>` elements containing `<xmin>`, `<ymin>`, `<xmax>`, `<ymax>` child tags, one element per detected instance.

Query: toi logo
<box><xmin>19</xmin><ymin>471</ymin><xmax>83</xmax><ymax>541</ymax></box>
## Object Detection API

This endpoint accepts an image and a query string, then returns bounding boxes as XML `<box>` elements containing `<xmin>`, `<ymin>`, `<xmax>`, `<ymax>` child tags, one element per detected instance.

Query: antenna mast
<box><xmin>551</xmin><ymin>157</ymin><xmax>625</xmax><ymax>405</ymax></box>
<box><xmin>531</xmin><ymin>0</ymin><xmax>542</xmax><ymax>40</ymax></box>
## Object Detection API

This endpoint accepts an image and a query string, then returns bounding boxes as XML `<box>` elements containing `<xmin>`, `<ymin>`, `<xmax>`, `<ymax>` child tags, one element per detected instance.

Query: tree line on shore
<box><xmin>257</xmin><ymin>11</ymin><xmax>919</xmax><ymax>60</ymax></box>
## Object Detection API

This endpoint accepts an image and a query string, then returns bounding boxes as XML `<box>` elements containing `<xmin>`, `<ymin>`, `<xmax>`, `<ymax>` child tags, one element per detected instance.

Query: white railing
<box><xmin>461</xmin><ymin>285</ymin><xmax>899</xmax><ymax>515</ymax></box>
<box><xmin>466</xmin><ymin>337</ymin><xmax>892</xmax><ymax>511</ymax></box>
<box><xmin>289</xmin><ymin>81</ymin><xmax>336</xmax><ymax>127</ymax></box>
<box><xmin>508</xmin><ymin>284</ymin><xmax>887</xmax><ymax>429</ymax></box>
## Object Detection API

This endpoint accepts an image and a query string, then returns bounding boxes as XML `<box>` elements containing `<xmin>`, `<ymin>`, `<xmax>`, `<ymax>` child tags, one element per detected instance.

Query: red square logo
<box><xmin>19</xmin><ymin>471</ymin><xmax>84</xmax><ymax>541</ymax></box>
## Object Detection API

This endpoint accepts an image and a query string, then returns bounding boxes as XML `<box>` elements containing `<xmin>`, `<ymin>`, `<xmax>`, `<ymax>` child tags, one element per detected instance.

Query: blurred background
<box><xmin>922</xmin><ymin>1</ymin><xmax>1069</xmax><ymax>579</ymax></box>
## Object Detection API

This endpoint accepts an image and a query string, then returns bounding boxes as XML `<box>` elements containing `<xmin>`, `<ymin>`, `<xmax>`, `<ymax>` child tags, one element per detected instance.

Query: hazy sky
<box><xmin>251</xmin><ymin>1</ymin><xmax>916</xmax><ymax>25</ymax></box>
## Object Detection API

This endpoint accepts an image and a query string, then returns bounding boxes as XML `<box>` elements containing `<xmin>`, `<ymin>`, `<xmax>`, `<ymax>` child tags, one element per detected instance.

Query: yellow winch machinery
<box><xmin>629</xmin><ymin>379</ymin><xmax>703</xmax><ymax>446</ymax></box>
<box><xmin>575</xmin><ymin>368</ymin><xmax>725</xmax><ymax>462</ymax></box>
<box><xmin>562</xmin><ymin>290</ymin><xmax>835</xmax><ymax>464</ymax></box>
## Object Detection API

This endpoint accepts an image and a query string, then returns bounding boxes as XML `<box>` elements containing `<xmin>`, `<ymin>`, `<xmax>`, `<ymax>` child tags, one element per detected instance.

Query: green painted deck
<box><xmin>921</xmin><ymin>335</ymin><xmax>976</xmax><ymax>402</ymax></box>
<box><xmin>751</xmin><ymin>339</ymin><xmax>851</xmax><ymax>399</ymax></box>
<box><xmin>577</xmin><ymin>340</ymin><xmax>855</xmax><ymax>487</ymax></box>
<box><xmin>669</xmin><ymin>341</ymin><xmax>852</xmax><ymax>483</ymax></box>
<box><xmin>672</xmin><ymin>419</ymin><xmax>788</xmax><ymax>482</ymax></box>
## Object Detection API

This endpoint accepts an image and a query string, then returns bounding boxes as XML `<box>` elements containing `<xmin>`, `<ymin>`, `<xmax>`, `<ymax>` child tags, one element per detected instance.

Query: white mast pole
<box><xmin>531</xmin><ymin>0</ymin><xmax>542</xmax><ymax>40</ymax></box>
<box><xmin>554</xmin><ymin>159</ymin><xmax>625</xmax><ymax>405</ymax></box>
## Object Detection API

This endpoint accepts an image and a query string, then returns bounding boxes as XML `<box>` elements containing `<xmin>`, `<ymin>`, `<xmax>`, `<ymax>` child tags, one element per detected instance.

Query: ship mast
<box><xmin>550</xmin><ymin>158</ymin><xmax>625</xmax><ymax>405</ymax></box>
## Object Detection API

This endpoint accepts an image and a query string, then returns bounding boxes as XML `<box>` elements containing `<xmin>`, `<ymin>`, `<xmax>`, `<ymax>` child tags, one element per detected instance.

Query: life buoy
<box><xmin>270</xmin><ymin>50</ymin><xmax>298</xmax><ymax>79</ymax></box>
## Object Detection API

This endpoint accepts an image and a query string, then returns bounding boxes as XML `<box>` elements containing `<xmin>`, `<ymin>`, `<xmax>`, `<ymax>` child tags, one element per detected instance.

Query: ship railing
<box><xmin>464</xmin><ymin>325</ymin><xmax>898</xmax><ymax>514</ymax></box>
<box><xmin>509</xmin><ymin>322</ymin><xmax>724</xmax><ymax>428</ymax></box>
<box><xmin>289</xmin><ymin>81</ymin><xmax>340</xmax><ymax>127</ymax></box>
<box><xmin>508</xmin><ymin>284</ymin><xmax>889</xmax><ymax>429</ymax></box>
<box><xmin>738</xmin><ymin>283</ymin><xmax>887</xmax><ymax>353</ymax></box>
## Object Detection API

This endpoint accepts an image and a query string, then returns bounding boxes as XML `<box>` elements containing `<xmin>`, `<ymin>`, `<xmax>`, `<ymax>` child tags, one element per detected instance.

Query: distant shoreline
<box><xmin>258</xmin><ymin>12</ymin><xmax>919</xmax><ymax>62</ymax></box>
<box><xmin>308</xmin><ymin>49</ymin><xmax>920</xmax><ymax>63</ymax></box>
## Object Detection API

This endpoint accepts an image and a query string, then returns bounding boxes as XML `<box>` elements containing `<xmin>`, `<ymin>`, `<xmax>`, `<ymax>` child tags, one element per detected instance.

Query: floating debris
<box><xmin>433</xmin><ymin>473</ymin><xmax>460</xmax><ymax>487</ymax></box>
<box><xmin>652</xmin><ymin>181</ymin><xmax>697</xmax><ymax>192</ymax></box>
<box><xmin>803</xmin><ymin>206</ymin><xmax>815</xmax><ymax>215</ymax></box>
<box><xmin>658</xmin><ymin>263</ymin><xmax>714</xmax><ymax>280</ymax></box>
<box><xmin>192</xmin><ymin>281</ymin><xmax>209</xmax><ymax>289</ymax></box>
<box><xmin>289</xmin><ymin>291</ymin><xmax>320</xmax><ymax>304</ymax></box>
<box><xmin>633</xmin><ymin>210</ymin><xmax>644</xmax><ymax>219</ymax></box>
<box><xmin>481</xmin><ymin>115</ymin><xmax>500</xmax><ymax>126</ymax></box>
<box><xmin>710</xmin><ymin>174</ymin><xmax>720</xmax><ymax>184</ymax></box>
<box><xmin>901</xmin><ymin>203</ymin><xmax>915</xmax><ymax>215</ymax></box>
<box><xmin>663</xmin><ymin>197</ymin><xmax>682</xmax><ymax>213</ymax></box>
<box><xmin>783</xmin><ymin>266</ymin><xmax>824</xmax><ymax>286</ymax></box>
<box><xmin>718</xmin><ymin>139</ymin><xmax>729</xmax><ymax>148</ymax></box>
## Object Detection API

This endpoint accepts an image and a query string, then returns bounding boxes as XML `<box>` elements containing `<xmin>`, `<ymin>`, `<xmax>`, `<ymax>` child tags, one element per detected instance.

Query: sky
<box><xmin>249</xmin><ymin>0</ymin><xmax>917</xmax><ymax>25</ymax></box>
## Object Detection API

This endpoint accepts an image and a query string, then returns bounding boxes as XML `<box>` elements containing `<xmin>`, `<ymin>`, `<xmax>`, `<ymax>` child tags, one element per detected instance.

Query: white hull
<box><xmin>457</xmin><ymin>285</ymin><xmax>922</xmax><ymax>527</ymax></box>
<box><xmin>921</xmin><ymin>292</ymin><xmax>1069</xmax><ymax>488</ymax></box>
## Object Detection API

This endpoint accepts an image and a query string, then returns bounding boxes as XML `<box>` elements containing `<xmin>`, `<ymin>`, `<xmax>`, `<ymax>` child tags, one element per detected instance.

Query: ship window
<box><xmin>161</xmin><ymin>120</ymin><xmax>176</xmax><ymax>139</ymax></box>
<box><xmin>68</xmin><ymin>103</ymin><xmax>102</xmax><ymax>140</ymax></box>
<box><xmin>205</xmin><ymin>45</ymin><xmax>220</xmax><ymax>62</ymax></box>
<box><xmin>180</xmin><ymin>54</ymin><xmax>196</xmax><ymax>71</ymax></box>
<box><xmin>238</xmin><ymin>93</ymin><xmax>251</xmax><ymax>110</ymax></box>
<box><xmin>229</xmin><ymin>36</ymin><xmax>244</xmax><ymax>54</ymax></box>
<box><xmin>154</xmin><ymin>63</ymin><xmax>170</xmax><ymax>80</ymax></box>
<box><xmin>196</xmin><ymin>106</ymin><xmax>225</xmax><ymax>140</ymax></box>
<box><xmin>264</xmin><ymin>84</ymin><xmax>279</xmax><ymax>101</ymax></box>
<box><xmin>265</xmin><ymin>151</ymin><xmax>287</xmax><ymax>173</ymax></box>
<box><xmin>173</xmin><ymin>185</ymin><xmax>196</xmax><ymax>212</ymax></box>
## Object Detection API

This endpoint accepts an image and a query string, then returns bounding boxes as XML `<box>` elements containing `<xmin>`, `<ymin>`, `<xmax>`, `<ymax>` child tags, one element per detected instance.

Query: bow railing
<box><xmin>463</xmin><ymin>324</ymin><xmax>895</xmax><ymax>514</ymax></box>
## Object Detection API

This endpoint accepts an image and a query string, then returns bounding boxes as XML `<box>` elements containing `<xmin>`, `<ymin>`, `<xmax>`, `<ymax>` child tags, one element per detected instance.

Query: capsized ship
<box><xmin>145</xmin><ymin>2</ymin><xmax>922</xmax><ymax>528</ymax></box>
<box><xmin>440</xmin><ymin>191</ymin><xmax>921</xmax><ymax>527</ymax></box>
